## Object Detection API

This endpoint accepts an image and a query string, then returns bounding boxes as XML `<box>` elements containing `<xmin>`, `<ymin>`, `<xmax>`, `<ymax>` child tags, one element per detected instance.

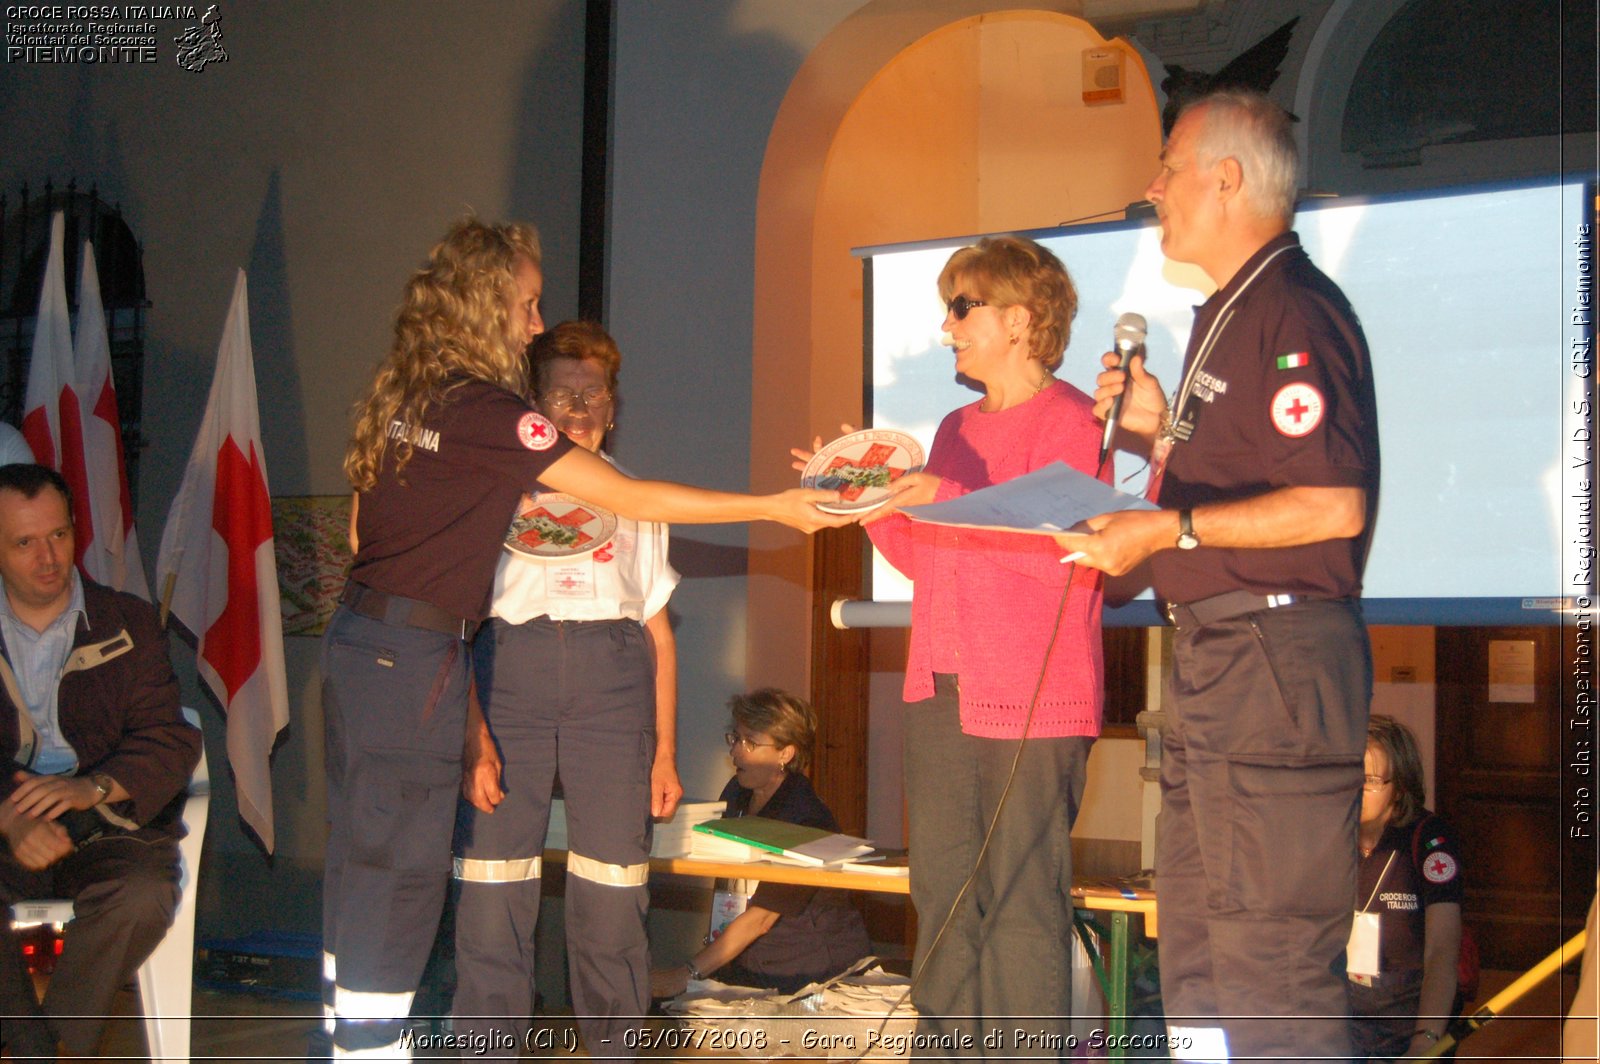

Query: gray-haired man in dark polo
<box><xmin>1058</xmin><ymin>91</ymin><xmax>1380</xmax><ymax>1062</ymax></box>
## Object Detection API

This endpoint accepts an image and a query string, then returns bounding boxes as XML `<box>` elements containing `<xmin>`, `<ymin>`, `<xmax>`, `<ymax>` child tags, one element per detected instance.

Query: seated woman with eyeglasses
<box><xmin>650</xmin><ymin>689</ymin><xmax>870</xmax><ymax>998</ymax></box>
<box><xmin>1350</xmin><ymin>715</ymin><xmax>1466</xmax><ymax>1062</ymax></box>
<box><xmin>453</xmin><ymin>320</ymin><xmax>684</xmax><ymax>1057</ymax></box>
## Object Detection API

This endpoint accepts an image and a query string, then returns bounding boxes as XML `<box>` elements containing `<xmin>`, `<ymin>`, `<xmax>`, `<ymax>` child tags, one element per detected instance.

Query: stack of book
<box><xmin>542</xmin><ymin>798</ymin><xmax>727</xmax><ymax>858</ymax></box>
<box><xmin>649</xmin><ymin>800</ymin><xmax>729</xmax><ymax>858</ymax></box>
<box><xmin>690</xmin><ymin>816</ymin><xmax>875</xmax><ymax>867</ymax></box>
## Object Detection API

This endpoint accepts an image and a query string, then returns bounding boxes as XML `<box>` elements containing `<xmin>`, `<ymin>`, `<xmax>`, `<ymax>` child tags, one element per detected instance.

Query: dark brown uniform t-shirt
<box><xmin>351</xmin><ymin>377</ymin><xmax>574</xmax><ymax>621</ymax></box>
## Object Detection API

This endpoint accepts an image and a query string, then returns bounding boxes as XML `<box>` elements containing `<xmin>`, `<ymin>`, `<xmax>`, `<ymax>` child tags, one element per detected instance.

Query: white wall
<box><xmin>605</xmin><ymin>0</ymin><xmax>870</xmax><ymax>804</ymax></box>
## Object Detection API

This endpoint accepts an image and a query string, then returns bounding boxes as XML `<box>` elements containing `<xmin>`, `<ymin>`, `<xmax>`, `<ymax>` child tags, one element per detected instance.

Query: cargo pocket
<box><xmin>1226</xmin><ymin>758</ymin><xmax>1358</xmax><ymax>915</ymax></box>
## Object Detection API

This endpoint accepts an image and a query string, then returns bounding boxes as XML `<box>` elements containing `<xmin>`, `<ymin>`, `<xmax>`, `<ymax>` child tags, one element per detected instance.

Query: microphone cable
<box><xmin>858</xmin><ymin>442</ymin><xmax>1114</xmax><ymax>1051</ymax></box>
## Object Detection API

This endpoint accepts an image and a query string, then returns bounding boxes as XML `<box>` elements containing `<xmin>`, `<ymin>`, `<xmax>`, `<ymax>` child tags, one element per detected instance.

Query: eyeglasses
<box><xmin>541</xmin><ymin>387</ymin><xmax>612</xmax><ymax>412</ymax></box>
<box><xmin>724</xmin><ymin>731</ymin><xmax>779</xmax><ymax>754</ymax></box>
<box><xmin>1362</xmin><ymin>774</ymin><xmax>1391</xmax><ymax>790</ymax></box>
<box><xmin>946</xmin><ymin>294</ymin><xmax>988</xmax><ymax>320</ymax></box>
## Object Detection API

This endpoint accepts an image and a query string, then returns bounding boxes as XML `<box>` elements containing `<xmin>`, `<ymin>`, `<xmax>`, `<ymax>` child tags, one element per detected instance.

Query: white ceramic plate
<box><xmin>800</xmin><ymin>429</ymin><xmax>925</xmax><ymax>515</ymax></box>
<box><xmin>503</xmin><ymin>493</ymin><xmax>618</xmax><ymax>559</ymax></box>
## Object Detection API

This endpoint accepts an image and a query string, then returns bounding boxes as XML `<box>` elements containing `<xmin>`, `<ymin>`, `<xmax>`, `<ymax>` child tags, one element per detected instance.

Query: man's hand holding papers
<box><xmin>1052</xmin><ymin>508</ymin><xmax>1181</xmax><ymax>576</ymax></box>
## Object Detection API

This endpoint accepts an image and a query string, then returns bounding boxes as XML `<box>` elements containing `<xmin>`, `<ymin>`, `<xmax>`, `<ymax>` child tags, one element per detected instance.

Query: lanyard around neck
<box><xmin>1164</xmin><ymin>243</ymin><xmax>1295</xmax><ymax>445</ymax></box>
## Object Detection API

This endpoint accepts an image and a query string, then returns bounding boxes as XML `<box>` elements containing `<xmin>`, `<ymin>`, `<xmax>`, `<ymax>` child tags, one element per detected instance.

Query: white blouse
<box><xmin>489</xmin><ymin>454</ymin><xmax>679</xmax><ymax>624</ymax></box>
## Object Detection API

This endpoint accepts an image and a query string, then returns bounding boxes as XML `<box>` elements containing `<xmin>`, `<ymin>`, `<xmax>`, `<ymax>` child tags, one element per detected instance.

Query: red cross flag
<box><xmin>21</xmin><ymin>212</ymin><xmax>92</xmax><ymax>546</ymax></box>
<box><xmin>74</xmin><ymin>240</ymin><xmax>151</xmax><ymax>599</ymax></box>
<box><xmin>156</xmin><ymin>269</ymin><xmax>288</xmax><ymax>852</ymax></box>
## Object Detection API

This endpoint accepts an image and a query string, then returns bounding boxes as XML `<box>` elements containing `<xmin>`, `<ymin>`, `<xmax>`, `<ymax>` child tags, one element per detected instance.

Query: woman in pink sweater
<box><xmin>866</xmin><ymin>236</ymin><xmax>1106</xmax><ymax>1053</ymax></box>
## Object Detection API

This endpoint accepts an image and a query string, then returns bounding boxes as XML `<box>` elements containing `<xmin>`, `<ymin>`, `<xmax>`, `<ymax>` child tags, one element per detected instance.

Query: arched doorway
<box><xmin>748</xmin><ymin>2</ymin><xmax>1162</xmax><ymax>834</ymax></box>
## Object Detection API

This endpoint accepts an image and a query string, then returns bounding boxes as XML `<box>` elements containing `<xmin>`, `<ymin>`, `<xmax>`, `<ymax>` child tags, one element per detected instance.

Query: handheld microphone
<box><xmin>1099</xmin><ymin>312</ymin><xmax>1147</xmax><ymax>469</ymax></box>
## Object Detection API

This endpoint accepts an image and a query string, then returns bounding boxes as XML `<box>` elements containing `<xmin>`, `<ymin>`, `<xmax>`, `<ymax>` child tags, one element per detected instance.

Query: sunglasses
<box><xmin>946</xmin><ymin>294</ymin><xmax>988</xmax><ymax>320</ymax></box>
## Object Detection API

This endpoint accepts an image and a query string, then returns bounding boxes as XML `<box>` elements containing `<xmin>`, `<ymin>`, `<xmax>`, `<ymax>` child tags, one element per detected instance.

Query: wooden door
<box><xmin>1435</xmin><ymin>625</ymin><xmax>1592</xmax><ymax>970</ymax></box>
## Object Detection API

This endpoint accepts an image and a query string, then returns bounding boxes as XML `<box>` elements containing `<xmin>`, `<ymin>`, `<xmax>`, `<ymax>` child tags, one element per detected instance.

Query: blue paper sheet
<box><xmin>901</xmin><ymin>461</ymin><xmax>1156</xmax><ymax>535</ymax></box>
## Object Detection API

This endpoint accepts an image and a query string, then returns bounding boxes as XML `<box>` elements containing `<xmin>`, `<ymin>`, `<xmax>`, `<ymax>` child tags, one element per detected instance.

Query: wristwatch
<box><xmin>1176</xmin><ymin>509</ymin><xmax>1200</xmax><ymax>550</ymax></box>
<box><xmin>685</xmin><ymin>961</ymin><xmax>704</xmax><ymax>981</ymax></box>
<box><xmin>89</xmin><ymin>773</ymin><xmax>114</xmax><ymax>806</ymax></box>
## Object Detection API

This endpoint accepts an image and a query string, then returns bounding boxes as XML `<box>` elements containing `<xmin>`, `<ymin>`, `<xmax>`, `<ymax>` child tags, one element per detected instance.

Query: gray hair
<box><xmin>1184</xmin><ymin>90</ymin><xmax>1299</xmax><ymax>225</ymax></box>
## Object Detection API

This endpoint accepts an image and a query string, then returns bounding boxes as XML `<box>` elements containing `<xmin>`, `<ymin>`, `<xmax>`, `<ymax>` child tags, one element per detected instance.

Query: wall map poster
<box><xmin>273</xmin><ymin>494</ymin><xmax>352</xmax><ymax>637</ymax></box>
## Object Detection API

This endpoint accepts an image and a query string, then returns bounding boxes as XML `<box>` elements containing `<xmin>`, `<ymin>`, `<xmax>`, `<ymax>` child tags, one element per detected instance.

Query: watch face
<box><xmin>1177</xmin><ymin>509</ymin><xmax>1198</xmax><ymax>550</ymax></box>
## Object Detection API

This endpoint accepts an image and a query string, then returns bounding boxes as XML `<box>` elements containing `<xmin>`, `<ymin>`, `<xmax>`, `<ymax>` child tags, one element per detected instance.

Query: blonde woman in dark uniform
<box><xmin>322</xmin><ymin>219</ymin><xmax>844</xmax><ymax>1059</ymax></box>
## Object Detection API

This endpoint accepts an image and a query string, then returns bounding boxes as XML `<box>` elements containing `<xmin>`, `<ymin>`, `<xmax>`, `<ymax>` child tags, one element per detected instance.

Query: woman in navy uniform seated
<box><xmin>1349</xmin><ymin>715</ymin><xmax>1464</xmax><ymax>1061</ymax></box>
<box><xmin>651</xmin><ymin>689</ymin><xmax>869</xmax><ymax>996</ymax></box>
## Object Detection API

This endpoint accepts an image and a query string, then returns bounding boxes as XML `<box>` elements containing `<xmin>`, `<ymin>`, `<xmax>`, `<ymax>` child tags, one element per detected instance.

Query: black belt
<box><xmin>340</xmin><ymin>583</ymin><xmax>480</xmax><ymax>641</ymax></box>
<box><xmin>1164</xmin><ymin>589</ymin><xmax>1309</xmax><ymax>628</ymax></box>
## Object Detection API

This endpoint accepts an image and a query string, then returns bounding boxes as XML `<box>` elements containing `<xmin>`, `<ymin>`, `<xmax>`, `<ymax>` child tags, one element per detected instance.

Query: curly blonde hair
<box><xmin>344</xmin><ymin>218</ymin><xmax>542</xmax><ymax>490</ymax></box>
<box><xmin>937</xmin><ymin>236</ymin><xmax>1077</xmax><ymax>370</ymax></box>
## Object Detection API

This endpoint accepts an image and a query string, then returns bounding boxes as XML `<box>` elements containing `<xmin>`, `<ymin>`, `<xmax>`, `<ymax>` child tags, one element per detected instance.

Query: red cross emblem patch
<box><xmin>1270</xmin><ymin>382</ymin><xmax>1324</xmax><ymax>438</ymax></box>
<box><xmin>517</xmin><ymin>412</ymin><xmax>558</xmax><ymax>451</ymax></box>
<box><xmin>1422</xmin><ymin>851</ymin><xmax>1457</xmax><ymax>884</ymax></box>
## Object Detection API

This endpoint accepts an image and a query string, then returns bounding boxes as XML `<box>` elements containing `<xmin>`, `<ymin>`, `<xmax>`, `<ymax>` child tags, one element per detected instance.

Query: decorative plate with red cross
<box><xmin>504</xmin><ymin>493</ymin><xmax>618</xmax><ymax>559</ymax></box>
<box><xmin>801</xmin><ymin>428</ymin><xmax>925</xmax><ymax>515</ymax></box>
<box><xmin>1270</xmin><ymin>382</ymin><xmax>1325</xmax><ymax>438</ymax></box>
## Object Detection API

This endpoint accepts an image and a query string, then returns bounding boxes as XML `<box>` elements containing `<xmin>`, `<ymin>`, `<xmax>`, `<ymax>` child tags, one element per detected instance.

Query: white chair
<box><xmin>9</xmin><ymin>706</ymin><xmax>211</xmax><ymax>1064</ymax></box>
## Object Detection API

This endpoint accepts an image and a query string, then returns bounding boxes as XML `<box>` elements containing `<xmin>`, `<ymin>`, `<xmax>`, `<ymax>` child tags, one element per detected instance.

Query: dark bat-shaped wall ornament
<box><xmin>1159</xmin><ymin>16</ymin><xmax>1300</xmax><ymax>135</ymax></box>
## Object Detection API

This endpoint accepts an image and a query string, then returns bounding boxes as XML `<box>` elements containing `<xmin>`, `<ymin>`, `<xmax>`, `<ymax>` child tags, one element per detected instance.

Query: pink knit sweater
<box><xmin>868</xmin><ymin>381</ymin><xmax>1106</xmax><ymax>738</ymax></box>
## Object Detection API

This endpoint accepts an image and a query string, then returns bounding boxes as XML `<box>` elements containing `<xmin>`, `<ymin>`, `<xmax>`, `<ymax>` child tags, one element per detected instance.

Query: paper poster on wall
<box><xmin>1486</xmin><ymin>639</ymin><xmax>1536</xmax><ymax>703</ymax></box>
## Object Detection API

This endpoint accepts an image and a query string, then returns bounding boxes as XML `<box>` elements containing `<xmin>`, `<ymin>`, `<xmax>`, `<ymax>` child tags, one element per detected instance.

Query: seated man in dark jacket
<box><xmin>0</xmin><ymin>464</ymin><xmax>201</xmax><ymax>1062</ymax></box>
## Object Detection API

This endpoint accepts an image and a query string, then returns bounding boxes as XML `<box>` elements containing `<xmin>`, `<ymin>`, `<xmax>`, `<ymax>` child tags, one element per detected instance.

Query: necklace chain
<box><xmin>980</xmin><ymin>370</ymin><xmax>1053</xmax><ymax>413</ymax></box>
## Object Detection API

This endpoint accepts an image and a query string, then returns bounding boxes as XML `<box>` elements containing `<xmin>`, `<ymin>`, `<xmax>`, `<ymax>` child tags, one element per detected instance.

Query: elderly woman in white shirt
<box><xmin>452</xmin><ymin>320</ymin><xmax>682</xmax><ymax>1058</ymax></box>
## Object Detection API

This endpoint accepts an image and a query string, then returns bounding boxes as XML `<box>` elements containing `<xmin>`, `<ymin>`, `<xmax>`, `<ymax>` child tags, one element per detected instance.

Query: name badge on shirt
<box><xmin>1346</xmin><ymin>910</ymin><xmax>1382</xmax><ymax>980</ymax></box>
<box><xmin>547</xmin><ymin>560</ymin><xmax>597</xmax><ymax>599</ymax></box>
<box><xmin>710</xmin><ymin>887</ymin><xmax>750</xmax><ymax>941</ymax></box>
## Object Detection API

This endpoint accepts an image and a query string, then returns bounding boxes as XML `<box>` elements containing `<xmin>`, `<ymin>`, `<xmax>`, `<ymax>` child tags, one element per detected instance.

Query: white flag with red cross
<box><xmin>21</xmin><ymin>212</ymin><xmax>92</xmax><ymax>550</ymax></box>
<box><xmin>156</xmin><ymin>269</ymin><xmax>288</xmax><ymax>853</ymax></box>
<box><xmin>74</xmin><ymin>240</ymin><xmax>151</xmax><ymax>599</ymax></box>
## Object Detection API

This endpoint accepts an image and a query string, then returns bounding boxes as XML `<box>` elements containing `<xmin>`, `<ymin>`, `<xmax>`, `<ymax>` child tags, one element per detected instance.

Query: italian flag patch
<box><xmin>1277</xmin><ymin>352</ymin><xmax>1310</xmax><ymax>370</ymax></box>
